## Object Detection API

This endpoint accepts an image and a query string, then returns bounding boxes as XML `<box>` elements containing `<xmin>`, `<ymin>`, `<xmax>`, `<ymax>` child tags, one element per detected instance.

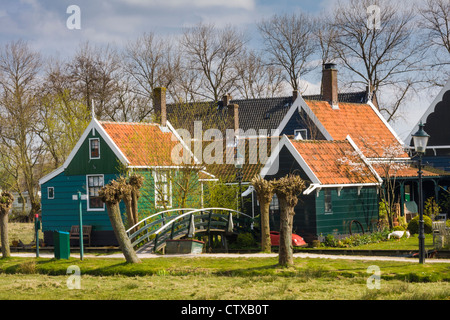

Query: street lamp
<box><xmin>235</xmin><ymin>149</ymin><xmax>244</xmax><ymax>212</ymax></box>
<box><xmin>412</xmin><ymin>121</ymin><xmax>430</xmax><ymax>264</ymax></box>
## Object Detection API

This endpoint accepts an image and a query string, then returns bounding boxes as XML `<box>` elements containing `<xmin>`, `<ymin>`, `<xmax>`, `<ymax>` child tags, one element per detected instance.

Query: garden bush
<box><xmin>407</xmin><ymin>216</ymin><xmax>433</xmax><ymax>234</ymax></box>
<box><xmin>320</xmin><ymin>230</ymin><xmax>390</xmax><ymax>248</ymax></box>
<box><xmin>233</xmin><ymin>232</ymin><xmax>257</xmax><ymax>249</ymax></box>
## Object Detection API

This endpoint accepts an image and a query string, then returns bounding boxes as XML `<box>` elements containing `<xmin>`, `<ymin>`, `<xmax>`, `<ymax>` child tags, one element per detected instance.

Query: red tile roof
<box><xmin>304</xmin><ymin>100</ymin><xmax>407</xmax><ymax>158</ymax></box>
<box><xmin>100</xmin><ymin>121</ymin><xmax>183</xmax><ymax>167</ymax></box>
<box><xmin>371</xmin><ymin>163</ymin><xmax>441</xmax><ymax>178</ymax></box>
<box><xmin>203</xmin><ymin>137</ymin><xmax>274</xmax><ymax>183</ymax></box>
<box><xmin>289</xmin><ymin>139</ymin><xmax>379</xmax><ymax>185</ymax></box>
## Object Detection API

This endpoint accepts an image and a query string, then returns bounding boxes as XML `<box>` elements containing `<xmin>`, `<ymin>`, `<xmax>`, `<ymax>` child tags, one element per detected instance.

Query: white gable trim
<box><xmin>260</xmin><ymin>135</ymin><xmax>321</xmax><ymax>184</ymax></box>
<box><xmin>367</xmin><ymin>100</ymin><xmax>405</xmax><ymax>146</ymax></box>
<box><xmin>346</xmin><ymin>135</ymin><xmax>383</xmax><ymax>184</ymax></box>
<box><xmin>39</xmin><ymin>166</ymin><xmax>64</xmax><ymax>186</ymax></box>
<box><xmin>298</xmin><ymin>97</ymin><xmax>334</xmax><ymax>140</ymax></box>
<box><xmin>166</xmin><ymin>120</ymin><xmax>200</xmax><ymax>165</ymax></box>
<box><xmin>275</xmin><ymin>95</ymin><xmax>334</xmax><ymax>141</ymax></box>
<box><xmin>405</xmin><ymin>79</ymin><xmax>450</xmax><ymax>147</ymax></box>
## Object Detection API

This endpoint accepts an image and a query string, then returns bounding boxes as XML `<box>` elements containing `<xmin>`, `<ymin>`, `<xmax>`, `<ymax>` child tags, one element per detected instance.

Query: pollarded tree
<box><xmin>0</xmin><ymin>191</ymin><xmax>14</xmax><ymax>258</ymax></box>
<box><xmin>273</xmin><ymin>175</ymin><xmax>306</xmax><ymax>267</ymax></box>
<box><xmin>251</xmin><ymin>175</ymin><xmax>274</xmax><ymax>253</ymax></box>
<box><xmin>128</xmin><ymin>173</ymin><xmax>144</xmax><ymax>226</ymax></box>
<box><xmin>99</xmin><ymin>179</ymin><xmax>141</xmax><ymax>264</ymax></box>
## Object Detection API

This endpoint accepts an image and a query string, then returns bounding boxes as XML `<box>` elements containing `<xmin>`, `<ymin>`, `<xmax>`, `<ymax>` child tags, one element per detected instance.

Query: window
<box><xmin>324</xmin><ymin>189</ymin><xmax>333</xmax><ymax>214</ymax></box>
<box><xmin>48</xmin><ymin>187</ymin><xmax>54</xmax><ymax>199</ymax></box>
<box><xmin>89</xmin><ymin>138</ymin><xmax>100</xmax><ymax>159</ymax></box>
<box><xmin>294</xmin><ymin>129</ymin><xmax>308</xmax><ymax>140</ymax></box>
<box><xmin>87</xmin><ymin>175</ymin><xmax>104</xmax><ymax>210</ymax></box>
<box><xmin>154</xmin><ymin>171</ymin><xmax>172</xmax><ymax>208</ymax></box>
<box><xmin>269</xmin><ymin>194</ymin><xmax>279</xmax><ymax>211</ymax></box>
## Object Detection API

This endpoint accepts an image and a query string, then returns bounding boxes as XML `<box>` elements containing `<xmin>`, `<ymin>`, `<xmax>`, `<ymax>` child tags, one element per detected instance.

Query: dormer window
<box><xmin>89</xmin><ymin>138</ymin><xmax>100</xmax><ymax>159</ymax></box>
<box><xmin>294</xmin><ymin>129</ymin><xmax>308</xmax><ymax>140</ymax></box>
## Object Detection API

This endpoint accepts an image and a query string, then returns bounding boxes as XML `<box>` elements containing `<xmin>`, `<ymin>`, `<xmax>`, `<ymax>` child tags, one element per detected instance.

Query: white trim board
<box><xmin>405</xmin><ymin>79</ymin><xmax>450</xmax><ymax>146</ymax></box>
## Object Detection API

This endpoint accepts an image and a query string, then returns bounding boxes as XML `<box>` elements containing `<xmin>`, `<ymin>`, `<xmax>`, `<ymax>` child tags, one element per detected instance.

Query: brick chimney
<box><xmin>153</xmin><ymin>87</ymin><xmax>167</xmax><ymax>127</ymax></box>
<box><xmin>322</xmin><ymin>63</ymin><xmax>339</xmax><ymax>109</ymax></box>
<box><xmin>222</xmin><ymin>93</ymin><xmax>232</xmax><ymax>108</ymax></box>
<box><xmin>227</xmin><ymin>103</ymin><xmax>239</xmax><ymax>132</ymax></box>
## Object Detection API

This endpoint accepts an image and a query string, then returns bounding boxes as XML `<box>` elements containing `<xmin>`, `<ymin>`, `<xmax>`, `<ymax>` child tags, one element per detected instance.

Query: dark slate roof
<box><xmin>166</xmin><ymin>91</ymin><xmax>369</xmax><ymax>134</ymax></box>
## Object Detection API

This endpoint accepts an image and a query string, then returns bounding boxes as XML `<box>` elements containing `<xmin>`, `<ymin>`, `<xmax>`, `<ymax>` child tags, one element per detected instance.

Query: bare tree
<box><xmin>67</xmin><ymin>42</ymin><xmax>121</xmax><ymax>120</ymax></box>
<box><xmin>0</xmin><ymin>40</ymin><xmax>44</xmax><ymax>220</ymax></box>
<box><xmin>258</xmin><ymin>12</ymin><xmax>317</xmax><ymax>92</ymax></box>
<box><xmin>329</xmin><ymin>0</ymin><xmax>426</xmax><ymax>122</ymax></box>
<box><xmin>419</xmin><ymin>0</ymin><xmax>450</xmax><ymax>86</ymax></box>
<box><xmin>181</xmin><ymin>23</ymin><xmax>246</xmax><ymax>101</ymax></box>
<box><xmin>234</xmin><ymin>49</ymin><xmax>286</xmax><ymax>99</ymax></box>
<box><xmin>124</xmin><ymin>32</ymin><xmax>181</xmax><ymax>105</ymax></box>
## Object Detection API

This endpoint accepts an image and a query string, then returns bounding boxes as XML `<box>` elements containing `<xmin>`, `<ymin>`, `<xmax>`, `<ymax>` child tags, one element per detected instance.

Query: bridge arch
<box><xmin>126</xmin><ymin>208</ymin><xmax>254</xmax><ymax>253</ymax></box>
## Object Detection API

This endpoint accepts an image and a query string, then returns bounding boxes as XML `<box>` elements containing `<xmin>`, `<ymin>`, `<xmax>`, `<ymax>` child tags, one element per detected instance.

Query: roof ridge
<box><xmin>99</xmin><ymin>121</ymin><xmax>159</xmax><ymax>126</ymax></box>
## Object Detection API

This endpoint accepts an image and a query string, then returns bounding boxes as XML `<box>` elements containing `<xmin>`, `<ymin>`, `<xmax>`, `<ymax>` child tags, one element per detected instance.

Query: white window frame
<box><xmin>86</xmin><ymin>174</ymin><xmax>105</xmax><ymax>211</ymax></box>
<box><xmin>294</xmin><ymin>129</ymin><xmax>308</xmax><ymax>140</ymax></box>
<box><xmin>324</xmin><ymin>189</ymin><xmax>333</xmax><ymax>214</ymax></box>
<box><xmin>47</xmin><ymin>187</ymin><xmax>54</xmax><ymax>200</ymax></box>
<box><xmin>154</xmin><ymin>170</ymin><xmax>172</xmax><ymax>208</ymax></box>
<box><xmin>89</xmin><ymin>138</ymin><xmax>101</xmax><ymax>160</ymax></box>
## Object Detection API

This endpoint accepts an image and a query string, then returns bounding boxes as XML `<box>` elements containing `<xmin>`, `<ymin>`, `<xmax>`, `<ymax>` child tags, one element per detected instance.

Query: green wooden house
<box><xmin>260</xmin><ymin>135</ymin><xmax>382</xmax><ymax>242</ymax></box>
<box><xmin>39</xmin><ymin>118</ymin><xmax>210</xmax><ymax>246</ymax></box>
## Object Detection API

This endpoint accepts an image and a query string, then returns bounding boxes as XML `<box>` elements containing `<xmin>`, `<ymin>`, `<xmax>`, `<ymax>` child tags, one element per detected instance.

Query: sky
<box><xmin>0</xmin><ymin>0</ymin><xmax>442</xmax><ymax>141</ymax></box>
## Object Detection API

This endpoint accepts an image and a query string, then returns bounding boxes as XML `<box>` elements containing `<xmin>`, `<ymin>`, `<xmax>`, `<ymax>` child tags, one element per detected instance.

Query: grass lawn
<box><xmin>296</xmin><ymin>234</ymin><xmax>438</xmax><ymax>251</ymax></box>
<box><xmin>0</xmin><ymin>256</ymin><xmax>449</xmax><ymax>300</ymax></box>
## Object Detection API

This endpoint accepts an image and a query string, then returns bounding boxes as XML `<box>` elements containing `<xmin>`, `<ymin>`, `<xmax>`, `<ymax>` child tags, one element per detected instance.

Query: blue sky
<box><xmin>0</xmin><ymin>0</ymin><xmax>333</xmax><ymax>57</ymax></box>
<box><xmin>0</xmin><ymin>0</ymin><xmax>440</xmax><ymax>140</ymax></box>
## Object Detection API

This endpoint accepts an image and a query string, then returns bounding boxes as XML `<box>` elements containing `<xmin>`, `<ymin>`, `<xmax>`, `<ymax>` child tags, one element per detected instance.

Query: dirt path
<box><xmin>10</xmin><ymin>251</ymin><xmax>450</xmax><ymax>263</ymax></box>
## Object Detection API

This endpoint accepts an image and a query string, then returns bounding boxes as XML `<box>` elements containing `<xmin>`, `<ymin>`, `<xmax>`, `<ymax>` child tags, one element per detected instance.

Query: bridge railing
<box><xmin>126</xmin><ymin>208</ymin><xmax>195</xmax><ymax>247</ymax></box>
<box><xmin>128</xmin><ymin>207</ymin><xmax>253</xmax><ymax>251</ymax></box>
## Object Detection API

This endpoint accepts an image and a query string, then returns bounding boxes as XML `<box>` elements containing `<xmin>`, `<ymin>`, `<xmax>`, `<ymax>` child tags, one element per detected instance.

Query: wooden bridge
<box><xmin>125</xmin><ymin>208</ymin><xmax>254</xmax><ymax>253</ymax></box>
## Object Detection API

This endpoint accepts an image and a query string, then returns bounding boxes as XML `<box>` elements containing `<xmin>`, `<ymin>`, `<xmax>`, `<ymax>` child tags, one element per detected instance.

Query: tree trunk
<box><xmin>251</xmin><ymin>176</ymin><xmax>274</xmax><ymax>253</ymax></box>
<box><xmin>273</xmin><ymin>175</ymin><xmax>306</xmax><ymax>267</ymax></box>
<box><xmin>123</xmin><ymin>195</ymin><xmax>135</xmax><ymax>230</ymax></box>
<box><xmin>106</xmin><ymin>201</ymin><xmax>141</xmax><ymax>264</ymax></box>
<box><xmin>277</xmin><ymin>196</ymin><xmax>294</xmax><ymax>267</ymax></box>
<box><xmin>100</xmin><ymin>180</ymin><xmax>141</xmax><ymax>264</ymax></box>
<box><xmin>0</xmin><ymin>211</ymin><xmax>10</xmax><ymax>258</ymax></box>
<box><xmin>0</xmin><ymin>192</ymin><xmax>14</xmax><ymax>258</ymax></box>
<box><xmin>259</xmin><ymin>200</ymin><xmax>272</xmax><ymax>253</ymax></box>
<box><xmin>131</xmin><ymin>191</ymin><xmax>139</xmax><ymax>228</ymax></box>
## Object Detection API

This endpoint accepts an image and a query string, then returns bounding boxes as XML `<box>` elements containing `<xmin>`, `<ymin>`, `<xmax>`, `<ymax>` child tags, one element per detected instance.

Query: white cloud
<box><xmin>120</xmin><ymin>0</ymin><xmax>255</xmax><ymax>10</ymax></box>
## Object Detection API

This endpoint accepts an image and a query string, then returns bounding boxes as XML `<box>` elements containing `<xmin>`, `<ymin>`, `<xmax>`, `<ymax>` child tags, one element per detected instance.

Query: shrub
<box><xmin>407</xmin><ymin>216</ymin><xmax>433</xmax><ymax>234</ymax></box>
<box><xmin>323</xmin><ymin>234</ymin><xmax>338</xmax><ymax>247</ymax></box>
<box><xmin>234</xmin><ymin>232</ymin><xmax>257</xmax><ymax>248</ymax></box>
<box><xmin>424</xmin><ymin>197</ymin><xmax>440</xmax><ymax>217</ymax></box>
<box><xmin>393</xmin><ymin>225</ymin><xmax>405</xmax><ymax>231</ymax></box>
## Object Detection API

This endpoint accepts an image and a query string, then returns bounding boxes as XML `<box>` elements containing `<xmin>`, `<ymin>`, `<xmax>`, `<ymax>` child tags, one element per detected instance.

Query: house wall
<box><xmin>41</xmin><ymin>171</ymin><xmax>121</xmax><ymax>246</ymax></box>
<box><xmin>315</xmin><ymin>187</ymin><xmax>379</xmax><ymax>238</ymax></box>
<box><xmin>263</xmin><ymin>145</ymin><xmax>318</xmax><ymax>242</ymax></box>
<box><xmin>281</xmin><ymin>109</ymin><xmax>326</xmax><ymax>140</ymax></box>
<box><xmin>262</xmin><ymin>145</ymin><xmax>379</xmax><ymax>242</ymax></box>
<box><xmin>65</xmin><ymin>129</ymin><xmax>122</xmax><ymax>176</ymax></box>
